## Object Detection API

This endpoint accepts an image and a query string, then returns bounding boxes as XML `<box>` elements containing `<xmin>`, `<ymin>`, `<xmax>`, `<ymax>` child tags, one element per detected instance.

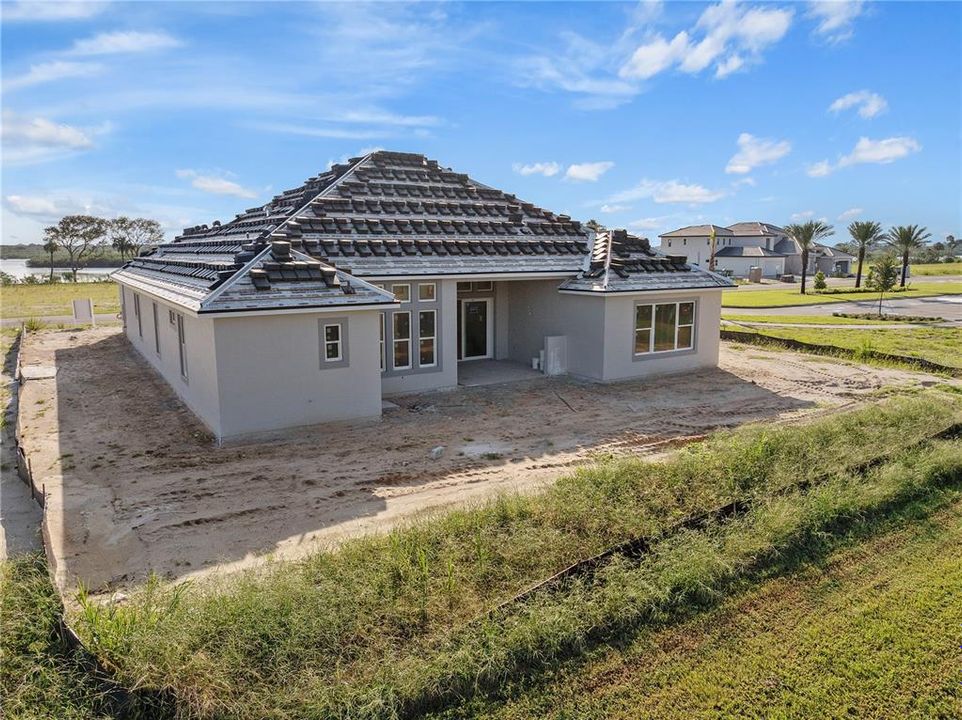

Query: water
<box><xmin>0</xmin><ymin>258</ymin><xmax>115</xmax><ymax>282</ymax></box>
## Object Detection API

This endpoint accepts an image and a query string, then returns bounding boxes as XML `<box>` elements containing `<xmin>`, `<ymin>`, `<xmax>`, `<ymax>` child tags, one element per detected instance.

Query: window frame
<box><xmin>474</xmin><ymin>280</ymin><xmax>493</xmax><ymax>292</ymax></box>
<box><xmin>322</xmin><ymin>322</ymin><xmax>343</xmax><ymax>363</ymax></box>
<box><xmin>176</xmin><ymin>313</ymin><xmax>188</xmax><ymax>380</ymax></box>
<box><xmin>417</xmin><ymin>282</ymin><xmax>436</xmax><ymax>302</ymax></box>
<box><xmin>392</xmin><ymin>311</ymin><xmax>412</xmax><ymax>370</ymax></box>
<box><xmin>418</xmin><ymin>309</ymin><xmax>437</xmax><ymax>368</ymax></box>
<box><xmin>392</xmin><ymin>283</ymin><xmax>411</xmax><ymax>303</ymax></box>
<box><xmin>379</xmin><ymin>312</ymin><xmax>386</xmax><ymax>373</ymax></box>
<box><xmin>169</xmin><ymin>309</ymin><xmax>176</xmax><ymax>326</ymax></box>
<box><xmin>133</xmin><ymin>292</ymin><xmax>142</xmax><ymax>337</ymax></box>
<box><xmin>152</xmin><ymin>302</ymin><xmax>161</xmax><ymax>355</ymax></box>
<box><xmin>633</xmin><ymin>300</ymin><xmax>697</xmax><ymax>357</ymax></box>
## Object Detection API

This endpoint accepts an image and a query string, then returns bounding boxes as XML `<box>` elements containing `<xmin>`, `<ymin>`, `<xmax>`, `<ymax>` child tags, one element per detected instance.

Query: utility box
<box><xmin>543</xmin><ymin>335</ymin><xmax>567</xmax><ymax>376</ymax></box>
<box><xmin>748</xmin><ymin>266</ymin><xmax>763</xmax><ymax>283</ymax></box>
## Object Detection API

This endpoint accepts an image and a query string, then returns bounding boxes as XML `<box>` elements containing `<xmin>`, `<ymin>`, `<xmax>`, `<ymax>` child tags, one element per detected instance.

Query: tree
<box><xmin>813</xmin><ymin>270</ymin><xmax>827</xmax><ymax>290</ymax></box>
<box><xmin>109</xmin><ymin>216</ymin><xmax>163</xmax><ymax>261</ymax></box>
<box><xmin>846</xmin><ymin>220</ymin><xmax>883</xmax><ymax>289</ymax></box>
<box><xmin>42</xmin><ymin>236</ymin><xmax>59</xmax><ymax>282</ymax></box>
<box><xmin>885</xmin><ymin>224</ymin><xmax>931</xmax><ymax>287</ymax></box>
<box><xmin>867</xmin><ymin>254</ymin><xmax>899</xmax><ymax>316</ymax></box>
<box><xmin>43</xmin><ymin>215</ymin><xmax>108</xmax><ymax>282</ymax></box>
<box><xmin>585</xmin><ymin>219</ymin><xmax>607</xmax><ymax>234</ymax></box>
<box><xmin>784</xmin><ymin>220</ymin><xmax>834</xmax><ymax>294</ymax></box>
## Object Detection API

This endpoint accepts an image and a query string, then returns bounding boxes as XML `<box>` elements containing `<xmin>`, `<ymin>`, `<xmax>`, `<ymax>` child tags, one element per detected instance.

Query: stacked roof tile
<box><xmin>115</xmin><ymin>151</ymin><xmax>732</xmax><ymax>310</ymax></box>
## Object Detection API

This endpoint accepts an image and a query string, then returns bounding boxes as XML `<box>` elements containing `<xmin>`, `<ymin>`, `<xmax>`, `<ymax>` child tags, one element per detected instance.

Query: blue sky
<box><xmin>2</xmin><ymin>0</ymin><xmax>960</xmax><ymax>246</ymax></box>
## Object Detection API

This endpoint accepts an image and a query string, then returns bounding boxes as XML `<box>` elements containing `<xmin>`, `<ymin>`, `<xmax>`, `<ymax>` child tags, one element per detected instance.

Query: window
<box><xmin>667</xmin><ymin>240</ymin><xmax>672</xmax><ymax>247</ymax></box>
<box><xmin>169</xmin><ymin>309</ymin><xmax>176</xmax><ymax>326</ymax></box>
<box><xmin>393</xmin><ymin>284</ymin><xmax>410</xmax><ymax>302</ymax></box>
<box><xmin>682</xmin><ymin>239</ymin><xmax>687</xmax><ymax>245</ymax></box>
<box><xmin>379</xmin><ymin>313</ymin><xmax>386</xmax><ymax>372</ymax></box>
<box><xmin>133</xmin><ymin>293</ymin><xmax>142</xmax><ymax>337</ymax></box>
<box><xmin>393</xmin><ymin>312</ymin><xmax>411</xmax><ymax>369</ymax></box>
<box><xmin>152</xmin><ymin>302</ymin><xmax>161</xmax><ymax>355</ymax></box>
<box><xmin>634</xmin><ymin>301</ymin><xmax>695</xmax><ymax>355</ymax></box>
<box><xmin>418</xmin><ymin>282</ymin><xmax>436</xmax><ymax>302</ymax></box>
<box><xmin>418</xmin><ymin>310</ymin><xmax>436</xmax><ymax>367</ymax></box>
<box><xmin>457</xmin><ymin>281</ymin><xmax>473</xmax><ymax>293</ymax></box>
<box><xmin>176</xmin><ymin>314</ymin><xmax>188</xmax><ymax>379</ymax></box>
<box><xmin>322</xmin><ymin>323</ymin><xmax>342</xmax><ymax>362</ymax></box>
<box><xmin>474</xmin><ymin>280</ymin><xmax>493</xmax><ymax>292</ymax></box>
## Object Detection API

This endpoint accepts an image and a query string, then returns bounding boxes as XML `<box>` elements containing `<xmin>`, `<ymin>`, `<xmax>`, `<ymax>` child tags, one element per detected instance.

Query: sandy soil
<box><xmin>15</xmin><ymin>326</ymin><xmax>951</xmax><ymax>594</ymax></box>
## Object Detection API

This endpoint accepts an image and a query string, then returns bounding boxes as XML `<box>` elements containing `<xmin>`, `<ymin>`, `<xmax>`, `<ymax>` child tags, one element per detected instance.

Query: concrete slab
<box><xmin>457</xmin><ymin>360</ymin><xmax>544</xmax><ymax>387</ymax></box>
<box><xmin>19</xmin><ymin>365</ymin><xmax>58</xmax><ymax>380</ymax></box>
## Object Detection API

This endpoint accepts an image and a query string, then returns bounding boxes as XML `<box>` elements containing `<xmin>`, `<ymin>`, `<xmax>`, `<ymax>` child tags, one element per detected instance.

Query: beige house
<box><xmin>659</xmin><ymin>221</ymin><xmax>854</xmax><ymax>278</ymax></box>
<box><xmin>114</xmin><ymin>151</ymin><xmax>733</xmax><ymax>440</ymax></box>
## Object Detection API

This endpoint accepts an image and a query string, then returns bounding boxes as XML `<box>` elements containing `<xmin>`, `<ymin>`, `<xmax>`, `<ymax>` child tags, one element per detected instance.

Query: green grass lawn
<box><xmin>462</xmin><ymin>492</ymin><xmax>962</xmax><ymax>720</ymax></box>
<box><xmin>726</xmin><ymin>325</ymin><xmax>962</xmax><ymax>369</ymax></box>
<box><xmin>722</xmin><ymin>281</ymin><xmax>962</xmax><ymax>308</ymax></box>
<box><xmin>63</xmin><ymin>394</ymin><xmax>962</xmax><ymax>718</ymax></box>
<box><xmin>910</xmin><ymin>262</ymin><xmax>962</xmax><ymax>276</ymax></box>
<box><xmin>0</xmin><ymin>282</ymin><xmax>120</xmax><ymax>320</ymax></box>
<box><xmin>721</xmin><ymin>313</ymin><xmax>917</xmax><ymax>325</ymax></box>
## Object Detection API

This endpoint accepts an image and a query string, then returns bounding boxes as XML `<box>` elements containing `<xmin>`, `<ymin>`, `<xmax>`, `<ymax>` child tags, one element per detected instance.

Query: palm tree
<box><xmin>42</xmin><ymin>236</ymin><xmax>59</xmax><ymax>282</ymax></box>
<box><xmin>785</xmin><ymin>220</ymin><xmax>834</xmax><ymax>294</ymax></box>
<box><xmin>847</xmin><ymin>220</ymin><xmax>882</xmax><ymax>289</ymax></box>
<box><xmin>885</xmin><ymin>224</ymin><xmax>931</xmax><ymax>287</ymax></box>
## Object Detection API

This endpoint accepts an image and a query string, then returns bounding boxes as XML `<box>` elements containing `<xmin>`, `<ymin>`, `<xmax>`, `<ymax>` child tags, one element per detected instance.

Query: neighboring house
<box><xmin>659</xmin><ymin>221</ymin><xmax>854</xmax><ymax>278</ymax></box>
<box><xmin>113</xmin><ymin>151</ymin><xmax>734</xmax><ymax>440</ymax></box>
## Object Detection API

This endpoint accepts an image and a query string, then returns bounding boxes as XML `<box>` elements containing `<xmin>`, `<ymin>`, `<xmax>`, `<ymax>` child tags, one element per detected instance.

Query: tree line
<box><xmin>783</xmin><ymin>220</ymin><xmax>940</xmax><ymax>295</ymax></box>
<box><xmin>40</xmin><ymin>215</ymin><xmax>163</xmax><ymax>282</ymax></box>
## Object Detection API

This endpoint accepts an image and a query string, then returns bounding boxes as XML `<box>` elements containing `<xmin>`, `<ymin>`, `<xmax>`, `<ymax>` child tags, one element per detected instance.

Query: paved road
<box><xmin>727</xmin><ymin>274</ymin><xmax>959</xmax><ymax>291</ymax></box>
<box><xmin>725</xmin><ymin>294</ymin><xmax>962</xmax><ymax>322</ymax></box>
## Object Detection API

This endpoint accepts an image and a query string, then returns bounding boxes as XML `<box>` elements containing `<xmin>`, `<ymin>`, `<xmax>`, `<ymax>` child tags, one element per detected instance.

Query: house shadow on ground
<box><xmin>29</xmin><ymin>328</ymin><xmax>828</xmax><ymax>593</ymax></box>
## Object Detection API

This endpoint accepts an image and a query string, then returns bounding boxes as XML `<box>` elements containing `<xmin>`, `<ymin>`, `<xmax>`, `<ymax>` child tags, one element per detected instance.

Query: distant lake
<box><xmin>0</xmin><ymin>259</ymin><xmax>115</xmax><ymax>282</ymax></box>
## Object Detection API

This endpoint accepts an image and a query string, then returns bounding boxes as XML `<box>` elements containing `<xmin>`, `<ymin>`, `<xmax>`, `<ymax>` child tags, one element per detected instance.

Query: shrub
<box><xmin>813</xmin><ymin>270</ymin><xmax>827</xmax><ymax>290</ymax></box>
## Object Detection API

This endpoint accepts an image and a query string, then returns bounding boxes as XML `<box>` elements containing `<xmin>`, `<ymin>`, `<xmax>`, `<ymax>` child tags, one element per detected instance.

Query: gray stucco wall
<box><xmin>600</xmin><ymin>289</ymin><xmax>723</xmax><ymax>381</ymax></box>
<box><xmin>505</xmin><ymin>279</ymin><xmax>606</xmax><ymax>380</ymax></box>
<box><xmin>212</xmin><ymin>309</ymin><xmax>383</xmax><ymax>438</ymax></box>
<box><xmin>120</xmin><ymin>285</ymin><xmax>222</xmax><ymax>436</ymax></box>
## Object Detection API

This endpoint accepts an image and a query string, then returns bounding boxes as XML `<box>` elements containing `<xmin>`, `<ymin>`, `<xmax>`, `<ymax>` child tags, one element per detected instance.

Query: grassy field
<box><xmin>64</xmin><ymin>394</ymin><xmax>962</xmax><ymax>718</ymax></box>
<box><xmin>726</xmin><ymin>325</ymin><xmax>962</xmax><ymax>369</ymax></box>
<box><xmin>0</xmin><ymin>282</ymin><xmax>119</xmax><ymax>320</ymax></box>
<box><xmin>0</xmin><ymin>554</ymin><xmax>114</xmax><ymax>719</ymax></box>
<box><xmin>459</xmin><ymin>492</ymin><xmax>962</xmax><ymax>720</ymax></box>
<box><xmin>722</xmin><ymin>281</ymin><xmax>962</xmax><ymax>308</ymax></box>
<box><xmin>721</xmin><ymin>313</ymin><xmax>917</xmax><ymax>325</ymax></box>
<box><xmin>910</xmin><ymin>262</ymin><xmax>962</xmax><ymax>276</ymax></box>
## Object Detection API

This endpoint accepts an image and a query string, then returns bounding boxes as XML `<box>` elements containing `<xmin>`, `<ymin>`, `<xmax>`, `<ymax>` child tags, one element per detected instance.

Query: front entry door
<box><xmin>460</xmin><ymin>298</ymin><xmax>493</xmax><ymax>360</ymax></box>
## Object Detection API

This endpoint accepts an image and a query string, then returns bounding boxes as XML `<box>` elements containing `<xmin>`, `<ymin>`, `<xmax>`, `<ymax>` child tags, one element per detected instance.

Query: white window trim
<box><xmin>393</xmin><ymin>311</ymin><xmax>412</xmax><ymax>370</ymax></box>
<box><xmin>322</xmin><ymin>323</ymin><xmax>343</xmax><ymax>362</ymax></box>
<box><xmin>169</xmin><ymin>309</ymin><xmax>176</xmax><ymax>326</ymax></box>
<box><xmin>474</xmin><ymin>280</ymin><xmax>493</xmax><ymax>291</ymax></box>
<box><xmin>393</xmin><ymin>283</ymin><xmax>411</xmax><ymax>303</ymax></box>
<box><xmin>176</xmin><ymin>313</ymin><xmax>188</xmax><ymax>380</ymax></box>
<box><xmin>418</xmin><ymin>282</ymin><xmax>436</xmax><ymax>302</ymax></box>
<box><xmin>379</xmin><ymin>312</ymin><xmax>386</xmax><ymax>373</ymax></box>
<box><xmin>418</xmin><ymin>309</ymin><xmax>437</xmax><ymax>368</ymax></box>
<box><xmin>633</xmin><ymin>300</ymin><xmax>696</xmax><ymax>356</ymax></box>
<box><xmin>133</xmin><ymin>293</ymin><xmax>142</xmax><ymax>337</ymax></box>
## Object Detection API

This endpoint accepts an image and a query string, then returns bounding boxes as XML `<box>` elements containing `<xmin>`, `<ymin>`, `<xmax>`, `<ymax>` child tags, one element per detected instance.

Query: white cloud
<box><xmin>325</xmin><ymin>110</ymin><xmax>441</xmax><ymax>128</ymax></box>
<box><xmin>839</xmin><ymin>136</ymin><xmax>921</xmax><ymax>167</ymax></box>
<box><xmin>1</xmin><ymin>110</ymin><xmax>107</xmax><ymax>165</ymax></box>
<box><xmin>807</xmin><ymin>136</ymin><xmax>921</xmax><ymax>177</ymax></box>
<box><xmin>1</xmin><ymin>1</ymin><xmax>108</xmax><ymax>22</ymax></box>
<box><xmin>806</xmin><ymin>160</ymin><xmax>834</xmax><ymax>177</ymax></box>
<box><xmin>621</xmin><ymin>2</ymin><xmax>793</xmax><ymax>81</ymax></box>
<box><xmin>837</xmin><ymin>207</ymin><xmax>863</xmax><ymax>221</ymax></box>
<box><xmin>3</xmin><ymin>60</ymin><xmax>103</xmax><ymax>91</ymax></box>
<box><xmin>565</xmin><ymin>161</ymin><xmax>614</xmax><ymax>182</ymax></box>
<box><xmin>725</xmin><ymin>132</ymin><xmax>791</xmax><ymax>174</ymax></box>
<box><xmin>732</xmin><ymin>176</ymin><xmax>756</xmax><ymax>188</ymax></box>
<box><xmin>628</xmin><ymin>216</ymin><xmax>668</xmax><ymax>230</ymax></box>
<box><xmin>176</xmin><ymin>170</ymin><xmax>257</xmax><ymax>199</ymax></box>
<box><xmin>610</xmin><ymin>179</ymin><xmax>726</xmax><ymax>205</ymax></box>
<box><xmin>513</xmin><ymin>162</ymin><xmax>561</xmax><ymax>177</ymax></box>
<box><xmin>4</xmin><ymin>195</ymin><xmax>61</xmax><ymax>217</ymax></box>
<box><xmin>808</xmin><ymin>1</ymin><xmax>864</xmax><ymax>42</ymax></box>
<box><xmin>247</xmin><ymin>122</ymin><xmax>387</xmax><ymax>140</ymax></box>
<box><xmin>69</xmin><ymin>30</ymin><xmax>181</xmax><ymax>55</ymax></box>
<box><xmin>829</xmin><ymin>90</ymin><xmax>887</xmax><ymax>118</ymax></box>
<box><xmin>790</xmin><ymin>210</ymin><xmax>815</xmax><ymax>221</ymax></box>
<box><xmin>601</xmin><ymin>203</ymin><xmax>632</xmax><ymax>213</ymax></box>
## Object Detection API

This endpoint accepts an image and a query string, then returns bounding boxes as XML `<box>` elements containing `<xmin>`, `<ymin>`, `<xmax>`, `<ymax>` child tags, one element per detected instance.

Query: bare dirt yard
<box><xmin>15</xmin><ymin>326</ymin><xmax>952</xmax><ymax>595</ymax></box>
